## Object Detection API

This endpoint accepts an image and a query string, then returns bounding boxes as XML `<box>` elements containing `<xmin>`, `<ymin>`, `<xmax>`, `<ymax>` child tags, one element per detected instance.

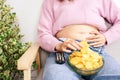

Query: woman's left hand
<box><xmin>86</xmin><ymin>32</ymin><xmax>107</xmax><ymax>47</ymax></box>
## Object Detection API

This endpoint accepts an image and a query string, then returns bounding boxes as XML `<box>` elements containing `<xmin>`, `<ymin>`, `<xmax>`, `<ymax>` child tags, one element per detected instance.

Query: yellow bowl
<box><xmin>68</xmin><ymin>58</ymin><xmax>104</xmax><ymax>76</ymax></box>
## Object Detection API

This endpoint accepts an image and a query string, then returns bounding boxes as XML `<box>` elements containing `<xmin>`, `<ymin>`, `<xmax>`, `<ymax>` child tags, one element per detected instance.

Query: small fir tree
<box><xmin>0</xmin><ymin>0</ymin><xmax>30</xmax><ymax>80</ymax></box>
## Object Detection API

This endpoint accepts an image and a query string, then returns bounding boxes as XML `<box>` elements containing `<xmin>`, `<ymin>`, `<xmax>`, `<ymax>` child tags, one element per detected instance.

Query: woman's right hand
<box><xmin>55</xmin><ymin>39</ymin><xmax>83</xmax><ymax>53</ymax></box>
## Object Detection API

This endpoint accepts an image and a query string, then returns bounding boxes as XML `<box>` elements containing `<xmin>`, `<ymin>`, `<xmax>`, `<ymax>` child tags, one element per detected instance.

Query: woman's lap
<box><xmin>90</xmin><ymin>52</ymin><xmax>120</xmax><ymax>80</ymax></box>
<box><xmin>43</xmin><ymin>52</ymin><xmax>120</xmax><ymax>80</ymax></box>
<box><xmin>43</xmin><ymin>53</ymin><xmax>81</xmax><ymax>80</ymax></box>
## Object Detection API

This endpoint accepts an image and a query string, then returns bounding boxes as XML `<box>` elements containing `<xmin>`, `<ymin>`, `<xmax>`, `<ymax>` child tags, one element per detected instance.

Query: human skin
<box><xmin>38</xmin><ymin>0</ymin><xmax>120</xmax><ymax>52</ymax></box>
<box><xmin>55</xmin><ymin>24</ymin><xmax>106</xmax><ymax>52</ymax></box>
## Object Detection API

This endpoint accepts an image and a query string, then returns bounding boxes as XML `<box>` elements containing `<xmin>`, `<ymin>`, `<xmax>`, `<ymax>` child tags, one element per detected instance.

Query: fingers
<box><xmin>64</xmin><ymin>39</ymin><xmax>82</xmax><ymax>50</ymax></box>
<box><xmin>62</xmin><ymin>39</ymin><xmax>84</xmax><ymax>52</ymax></box>
<box><xmin>55</xmin><ymin>39</ymin><xmax>83</xmax><ymax>53</ymax></box>
<box><xmin>87</xmin><ymin>35</ymin><xmax>104</xmax><ymax>42</ymax></box>
<box><xmin>90</xmin><ymin>41</ymin><xmax>105</xmax><ymax>47</ymax></box>
<box><xmin>89</xmin><ymin>31</ymin><xmax>99</xmax><ymax>35</ymax></box>
<box><xmin>62</xmin><ymin>48</ymin><xmax>72</xmax><ymax>53</ymax></box>
<box><xmin>86</xmin><ymin>33</ymin><xmax>106</xmax><ymax>47</ymax></box>
<box><xmin>55</xmin><ymin>34</ymin><xmax>106</xmax><ymax>53</ymax></box>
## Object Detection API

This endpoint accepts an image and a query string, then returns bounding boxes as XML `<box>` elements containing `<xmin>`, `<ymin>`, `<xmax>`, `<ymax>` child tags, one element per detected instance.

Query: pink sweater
<box><xmin>38</xmin><ymin>0</ymin><xmax>120</xmax><ymax>52</ymax></box>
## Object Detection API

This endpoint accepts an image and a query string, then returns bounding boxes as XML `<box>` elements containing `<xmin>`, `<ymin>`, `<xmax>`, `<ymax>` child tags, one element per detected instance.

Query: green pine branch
<box><xmin>0</xmin><ymin>0</ymin><xmax>31</xmax><ymax>80</ymax></box>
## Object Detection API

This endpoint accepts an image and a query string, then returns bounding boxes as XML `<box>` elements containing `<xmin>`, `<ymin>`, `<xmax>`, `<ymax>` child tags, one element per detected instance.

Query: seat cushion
<box><xmin>36</xmin><ymin>49</ymin><xmax>49</xmax><ymax>80</ymax></box>
<box><xmin>40</xmin><ymin>48</ymin><xmax>49</xmax><ymax>68</ymax></box>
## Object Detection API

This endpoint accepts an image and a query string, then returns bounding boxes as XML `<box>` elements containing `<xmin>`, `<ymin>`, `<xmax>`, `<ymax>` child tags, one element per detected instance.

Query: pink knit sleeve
<box><xmin>101</xmin><ymin>0</ymin><xmax>120</xmax><ymax>44</ymax></box>
<box><xmin>37</xmin><ymin>0</ymin><xmax>61</xmax><ymax>52</ymax></box>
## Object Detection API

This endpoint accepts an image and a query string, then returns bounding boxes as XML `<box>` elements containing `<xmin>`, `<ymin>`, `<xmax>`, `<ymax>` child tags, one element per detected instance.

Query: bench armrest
<box><xmin>17</xmin><ymin>43</ymin><xmax>40</xmax><ymax>80</ymax></box>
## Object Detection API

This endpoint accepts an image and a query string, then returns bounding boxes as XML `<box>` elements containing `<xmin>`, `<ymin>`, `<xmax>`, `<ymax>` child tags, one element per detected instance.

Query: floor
<box><xmin>20</xmin><ymin>69</ymin><xmax>38</xmax><ymax>80</ymax></box>
<box><xmin>31</xmin><ymin>69</ymin><xmax>38</xmax><ymax>80</ymax></box>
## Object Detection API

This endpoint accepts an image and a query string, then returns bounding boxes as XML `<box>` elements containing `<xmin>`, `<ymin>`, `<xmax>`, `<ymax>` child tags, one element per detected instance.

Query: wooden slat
<box><xmin>17</xmin><ymin>43</ymin><xmax>40</xmax><ymax>70</ymax></box>
<box><xmin>24</xmin><ymin>68</ymin><xmax>31</xmax><ymax>80</ymax></box>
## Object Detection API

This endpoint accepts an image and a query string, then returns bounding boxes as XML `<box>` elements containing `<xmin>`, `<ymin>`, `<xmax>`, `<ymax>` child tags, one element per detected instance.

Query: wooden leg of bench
<box><xmin>24</xmin><ymin>68</ymin><xmax>31</xmax><ymax>80</ymax></box>
<box><xmin>36</xmin><ymin>51</ymin><xmax>40</xmax><ymax>74</ymax></box>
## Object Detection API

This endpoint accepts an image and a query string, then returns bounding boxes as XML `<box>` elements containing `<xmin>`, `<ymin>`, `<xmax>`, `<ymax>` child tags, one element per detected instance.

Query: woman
<box><xmin>38</xmin><ymin>0</ymin><xmax>120</xmax><ymax>80</ymax></box>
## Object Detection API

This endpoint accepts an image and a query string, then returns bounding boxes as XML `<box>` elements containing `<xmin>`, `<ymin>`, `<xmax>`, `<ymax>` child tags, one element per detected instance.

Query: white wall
<box><xmin>7</xmin><ymin>0</ymin><xmax>120</xmax><ymax>62</ymax></box>
<box><xmin>7</xmin><ymin>0</ymin><xmax>43</xmax><ymax>42</ymax></box>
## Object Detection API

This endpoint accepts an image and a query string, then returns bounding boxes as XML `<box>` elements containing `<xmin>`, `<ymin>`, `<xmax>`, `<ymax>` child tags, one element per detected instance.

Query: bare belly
<box><xmin>55</xmin><ymin>24</ymin><xmax>99</xmax><ymax>40</ymax></box>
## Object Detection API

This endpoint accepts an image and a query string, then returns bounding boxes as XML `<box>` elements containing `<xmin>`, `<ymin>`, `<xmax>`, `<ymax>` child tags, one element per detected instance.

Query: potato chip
<box><xmin>70</xmin><ymin>57</ymin><xmax>80</xmax><ymax>65</ymax></box>
<box><xmin>69</xmin><ymin>40</ymin><xmax>103</xmax><ymax>70</ymax></box>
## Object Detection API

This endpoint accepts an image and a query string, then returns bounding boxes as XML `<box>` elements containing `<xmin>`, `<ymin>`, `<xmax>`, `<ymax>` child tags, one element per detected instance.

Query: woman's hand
<box><xmin>86</xmin><ymin>32</ymin><xmax>107</xmax><ymax>47</ymax></box>
<box><xmin>55</xmin><ymin>38</ymin><xmax>83</xmax><ymax>53</ymax></box>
